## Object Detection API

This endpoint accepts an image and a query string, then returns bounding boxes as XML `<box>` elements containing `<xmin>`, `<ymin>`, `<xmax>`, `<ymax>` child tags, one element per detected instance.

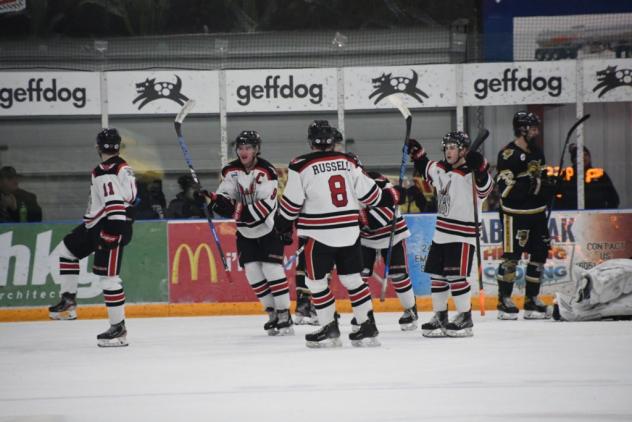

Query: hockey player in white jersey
<box><xmin>48</xmin><ymin>128</ymin><xmax>137</xmax><ymax>347</ymax></box>
<box><xmin>355</xmin><ymin>164</ymin><xmax>418</xmax><ymax>331</ymax></box>
<box><xmin>201</xmin><ymin>131</ymin><xmax>294</xmax><ymax>335</ymax></box>
<box><xmin>408</xmin><ymin>132</ymin><xmax>493</xmax><ymax>337</ymax></box>
<box><xmin>276</xmin><ymin>121</ymin><xmax>403</xmax><ymax>348</ymax></box>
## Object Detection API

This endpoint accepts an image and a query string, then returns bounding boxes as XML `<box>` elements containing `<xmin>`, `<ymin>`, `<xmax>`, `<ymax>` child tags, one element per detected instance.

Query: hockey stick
<box><xmin>546</xmin><ymin>114</ymin><xmax>591</xmax><ymax>222</ymax></box>
<box><xmin>284</xmin><ymin>244</ymin><xmax>305</xmax><ymax>270</ymax></box>
<box><xmin>382</xmin><ymin>94</ymin><xmax>413</xmax><ymax>301</ymax></box>
<box><xmin>469</xmin><ymin>129</ymin><xmax>490</xmax><ymax>316</ymax></box>
<box><xmin>174</xmin><ymin>99</ymin><xmax>232</xmax><ymax>282</ymax></box>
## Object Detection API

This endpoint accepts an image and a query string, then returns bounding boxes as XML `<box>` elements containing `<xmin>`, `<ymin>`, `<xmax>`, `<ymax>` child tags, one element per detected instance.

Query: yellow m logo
<box><xmin>171</xmin><ymin>243</ymin><xmax>218</xmax><ymax>284</ymax></box>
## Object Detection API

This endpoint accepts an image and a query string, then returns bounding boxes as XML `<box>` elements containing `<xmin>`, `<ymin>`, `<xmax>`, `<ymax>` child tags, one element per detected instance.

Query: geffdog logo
<box><xmin>236</xmin><ymin>75</ymin><xmax>323</xmax><ymax>106</ymax></box>
<box><xmin>473</xmin><ymin>68</ymin><xmax>562</xmax><ymax>100</ymax></box>
<box><xmin>0</xmin><ymin>78</ymin><xmax>87</xmax><ymax>109</ymax></box>
<box><xmin>593</xmin><ymin>65</ymin><xmax>632</xmax><ymax>98</ymax></box>
<box><xmin>171</xmin><ymin>243</ymin><xmax>217</xmax><ymax>284</ymax></box>
<box><xmin>369</xmin><ymin>69</ymin><xmax>429</xmax><ymax>104</ymax></box>
<box><xmin>133</xmin><ymin>75</ymin><xmax>189</xmax><ymax>109</ymax></box>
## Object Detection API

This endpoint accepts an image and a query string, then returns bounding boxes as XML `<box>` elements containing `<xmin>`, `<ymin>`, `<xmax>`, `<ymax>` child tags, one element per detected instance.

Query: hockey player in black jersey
<box><xmin>276</xmin><ymin>120</ymin><xmax>403</xmax><ymax>348</ymax></box>
<box><xmin>408</xmin><ymin>132</ymin><xmax>493</xmax><ymax>337</ymax></box>
<box><xmin>48</xmin><ymin>128</ymin><xmax>137</xmax><ymax>347</ymax></box>
<box><xmin>201</xmin><ymin>131</ymin><xmax>294</xmax><ymax>335</ymax></box>
<box><xmin>495</xmin><ymin>111</ymin><xmax>554</xmax><ymax>320</ymax></box>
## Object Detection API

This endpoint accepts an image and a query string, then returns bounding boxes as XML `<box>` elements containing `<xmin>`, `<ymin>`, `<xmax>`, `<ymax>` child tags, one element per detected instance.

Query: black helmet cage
<box><xmin>513</xmin><ymin>111</ymin><xmax>541</xmax><ymax>137</ymax></box>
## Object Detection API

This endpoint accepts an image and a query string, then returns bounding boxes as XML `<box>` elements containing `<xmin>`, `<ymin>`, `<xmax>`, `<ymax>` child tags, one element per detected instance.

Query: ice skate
<box><xmin>48</xmin><ymin>292</ymin><xmax>77</xmax><ymax>320</ymax></box>
<box><xmin>445</xmin><ymin>311</ymin><xmax>473</xmax><ymax>337</ymax></box>
<box><xmin>421</xmin><ymin>310</ymin><xmax>448</xmax><ymax>337</ymax></box>
<box><xmin>275</xmin><ymin>309</ymin><xmax>295</xmax><ymax>336</ymax></box>
<box><xmin>497</xmin><ymin>296</ymin><xmax>519</xmax><ymax>320</ymax></box>
<box><xmin>97</xmin><ymin>321</ymin><xmax>128</xmax><ymax>347</ymax></box>
<box><xmin>305</xmin><ymin>319</ymin><xmax>342</xmax><ymax>348</ymax></box>
<box><xmin>350</xmin><ymin>310</ymin><xmax>374</xmax><ymax>333</ymax></box>
<box><xmin>398</xmin><ymin>305</ymin><xmax>419</xmax><ymax>331</ymax></box>
<box><xmin>264</xmin><ymin>307</ymin><xmax>279</xmax><ymax>335</ymax></box>
<box><xmin>349</xmin><ymin>312</ymin><xmax>380</xmax><ymax>347</ymax></box>
<box><xmin>294</xmin><ymin>292</ymin><xmax>319</xmax><ymax>326</ymax></box>
<box><xmin>524</xmin><ymin>296</ymin><xmax>552</xmax><ymax>320</ymax></box>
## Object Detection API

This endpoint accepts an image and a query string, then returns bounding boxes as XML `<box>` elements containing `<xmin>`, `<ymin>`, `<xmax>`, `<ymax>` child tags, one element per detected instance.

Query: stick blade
<box><xmin>175</xmin><ymin>99</ymin><xmax>196</xmax><ymax>124</ymax></box>
<box><xmin>387</xmin><ymin>94</ymin><xmax>412</xmax><ymax>120</ymax></box>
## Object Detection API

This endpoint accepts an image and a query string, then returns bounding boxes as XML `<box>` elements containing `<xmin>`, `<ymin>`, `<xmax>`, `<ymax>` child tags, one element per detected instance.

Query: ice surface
<box><xmin>1</xmin><ymin>311</ymin><xmax>631</xmax><ymax>422</ymax></box>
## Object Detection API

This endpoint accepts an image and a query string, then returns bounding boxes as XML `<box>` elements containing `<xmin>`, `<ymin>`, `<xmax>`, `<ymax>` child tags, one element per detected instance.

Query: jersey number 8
<box><xmin>328</xmin><ymin>175</ymin><xmax>348</xmax><ymax>207</ymax></box>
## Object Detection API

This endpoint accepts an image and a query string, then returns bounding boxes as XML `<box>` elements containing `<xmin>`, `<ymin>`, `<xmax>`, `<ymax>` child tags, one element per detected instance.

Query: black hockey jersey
<box><xmin>216</xmin><ymin>157</ymin><xmax>278</xmax><ymax>239</ymax></box>
<box><xmin>495</xmin><ymin>141</ymin><xmax>548</xmax><ymax>215</ymax></box>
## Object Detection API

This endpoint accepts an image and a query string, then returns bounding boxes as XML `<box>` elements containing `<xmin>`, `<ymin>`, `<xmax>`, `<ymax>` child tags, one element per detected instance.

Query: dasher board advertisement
<box><xmin>462</xmin><ymin>61</ymin><xmax>576</xmax><ymax>106</ymax></box>
<box><xmin>106</xmin><ymin>70</ymin><xmax>219</xmax><ymax>114</ymax></box>
<box><xmin>344</xmin><ymin>64</ymin><xmax>457</xmax><ymax>110</ymax></box>
<box><xmin>0</xmin><ymin>72</ymin><xmax>100</xmax><ymax>116</ymax></box>
<box><xmin>583</xmin><ymin>58</ymin><xmax>632</xmax><ymax>103</ymax></box>
<box><xmin>226</xmin><ymin>68</ymin><xmax>337</xmax><ymax>113</ymax></box>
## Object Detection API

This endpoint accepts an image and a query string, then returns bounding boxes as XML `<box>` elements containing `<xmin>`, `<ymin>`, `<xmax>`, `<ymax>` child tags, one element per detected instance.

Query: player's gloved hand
<box><xmin>465</xmin><ymin>151</ymin><xmax>488</xmax><ymax>174</ymax></box>
<box><xmin>278</xmin><ymin>230</ymin><xmax>294</xmax><ymax>246</ymax></box>
<box><xmin>193</xmin><ymin>190</ymin><xmax>215</xmax><ymax>206</ymax></box>
<box><xmin>406</xmin><ymin>138</ymin><xmax>426</xmax><ymax>161</ymax></box>
<box><xmin>212</xmin><ymin>194</ymin><xmax>236</xmax><ymax>217</ymax></box>
<box><xmin>98</xmin><ymin>229</ymin><xmax>121</xmax><ymax>250</ymax></box>
<box><xmin>386</xmin><ymin>185</ymin><xmax>406</xmax><ymax>205</ymax></box>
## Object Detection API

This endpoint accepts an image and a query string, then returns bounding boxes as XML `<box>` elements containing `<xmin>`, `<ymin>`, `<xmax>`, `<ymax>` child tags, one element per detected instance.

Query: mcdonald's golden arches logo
<box><xmin>171</xmin><ymin>243</ymin><xmax>218</xmax><ymax>284</ymax></box>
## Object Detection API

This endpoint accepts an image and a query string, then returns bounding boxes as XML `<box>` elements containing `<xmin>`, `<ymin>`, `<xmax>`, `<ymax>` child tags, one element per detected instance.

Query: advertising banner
<box><xmin>167</xmin><ymin>220</ymin><xmax>398</xmax><ymax>303</ymax></box>
<box><xmin>0</xmin><ymin>221</ymin><xmax>168</xmax><ymax>307</ymax></box>
<box><xmin>344</xmin><ymin>64</ymin><xmax>456</xmax><ymax>110</ymax></box>
<box><xmin>462</xmin><ymin>61</ymin><xmax>576</xmax><ymax>106</ymax></box>
<box><xmin>225</xmin><ymin>68</ymin><xmax>337</xmax><ymax>113</ymax></box>
<box><xmin>106</xmin><ymin>70</ymin><xmax>219</xmax><ymax>114</ymax></box>
<box><xmin>583</xmin><ymin>58</ymin><xmax>632</xmax><ymax>103</ymax></box>
<box><xmin>0</xmin><ymin>72</ymin><xmax>101</xmax><ymax>116</ymax></box>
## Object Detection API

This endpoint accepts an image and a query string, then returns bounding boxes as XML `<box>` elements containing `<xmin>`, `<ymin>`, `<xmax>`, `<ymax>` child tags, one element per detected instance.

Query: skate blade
<box><xmin>49</xmin><ymin>310</ymin><xmax>77</xmax><ymax>320</ymax></box>
<box><xmin>267</xmin><ymin>328</ymin><xmax>279</xmax><ymax>336</ymax></box>
<box><xmin>350</xmin><ymin>337</ymin><xmax>381</xmax><ymax>348</ymax></box>
<box><xmin>422</xmin><ymin>328</ymin><xmax>447</xmax><ymax>338</ymax></box>
<box><xmin>446</xmin><ymin>328</ymin><xmax>473</xmax><ymax>337</ymax></box>
<box><xmin>306</xmin><ymin>337</ymin><xmax>342</xmax><ymax>349</ymax></box>
<box><xmin>524</xmin><ymin>309</ymin><xmax>552</xmax><ymax>320</ymax></box>
<box><xmin>276</xmin><ymin>326</ymin><xmax>295</xmax><ymax>336</ymax></box>
<box><xmin>294</xmin><ymin>316</ymin><xmax>319</xmax><ymax>326</ymax></box>
<box><xmin>400</xmin><ymin>321</ymin><xmax>418</xmax><ymax>331</ymax></box>
<box><xmin>497</xmin><ymin>311</ymin><xmax>519</xmax><ymax>320</ymax></box>
<box><xmin>97</xmin><ymin>336</ymin><xmax>128</xmax><ymax>347</ymax></box>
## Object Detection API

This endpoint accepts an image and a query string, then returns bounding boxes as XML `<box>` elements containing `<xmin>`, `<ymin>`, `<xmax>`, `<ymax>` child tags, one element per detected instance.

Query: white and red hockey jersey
<box><xmin>83</xmin><ymin>156</ymin><xmax>137</xmax><ymax>228</ymax></box>
<box><xmin>216</xmin><ymin>157</ymin><xmax>278</xmax><ymax>239</ymax></box>
<box><xmin>359</xmin><ymin>171</ymin><xmax>410</xmax><ymax>250</ymax></box>
<box><xmin>414</xmin><ymin>157</ymin><xmax>493</xmax><ymax>246</ymax></box>
<box><xmin>279</xmin><ymin>151</ymin><xmax>385</xmax><ymax>247</ymax></box>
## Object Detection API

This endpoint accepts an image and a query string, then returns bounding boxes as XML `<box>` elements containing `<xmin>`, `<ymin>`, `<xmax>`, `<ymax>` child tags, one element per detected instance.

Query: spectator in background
<box><xmin>555</xmin><ymin>144</ymin><xmax>619</xmax><ymax>210</ymax></box>
<box><xmin>165</xmin><ymin>174</ymin><xmax>205</xmax><ymax>219</ymax></box>
<box><xmin>134</xmin><ymin>172</ymin><xmax>166</xmax><ymax>219</ymax></box>
<box><xmin>0</xmin><ymin>166</ymin><xmax>42</xmax><ymax>223</ymax></box>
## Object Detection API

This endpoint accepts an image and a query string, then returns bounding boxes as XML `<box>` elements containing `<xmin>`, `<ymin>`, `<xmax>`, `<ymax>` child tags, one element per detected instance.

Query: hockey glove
<box><xmin>465</xmin><ymin>151</ymin><xmax>488</xmax><ymax>174</ymax></box>
<box><xmin>193</xmin><ymin>190</ymin><xmax>216</xmax><ymax>206</ymax></box>
<box><xmin>98</xmin><ymin>229</ymin><xmax>121</xmax><ymax>250</ymax></box>
<box><xmin>406</xmin><ymin>138</ymin><xmax>426</xmax><ymax>161</ymax></box>
<box><xmin>277</xmin><ymin>228</ymin><xmax>294</xmax><ymax>246</ymax></box>
<box><xmin>212</xmin><ymin>194</ymin><xmax>236</xmax><ymax>218</ymax></box>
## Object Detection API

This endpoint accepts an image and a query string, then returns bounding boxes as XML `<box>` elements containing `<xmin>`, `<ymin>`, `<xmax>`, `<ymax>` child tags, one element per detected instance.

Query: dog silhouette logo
<box><xmin>133</xmin><ymin>75</ymin><xmax>189</xmax><ymax>109</ymax></box>
<box><xmin>369</xmin><ymin>69</ymin><xmax>429</xmax><ymax>105</ymax></box>
<box><xmin>593</xmin><ymin>65</ymin><xmax>632</xmax><ymax>98</ymax></box>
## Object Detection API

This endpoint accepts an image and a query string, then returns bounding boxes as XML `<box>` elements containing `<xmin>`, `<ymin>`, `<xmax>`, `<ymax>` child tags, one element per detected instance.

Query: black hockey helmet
<box><xmin>441</xmin><ymin>131</ymin><xmax>471</xmax><ymax>151</ymax></box>
<box><xmin>96</xmin><ymin>128</ymin><xmax>122</xmax><ymax>154</ymax></box>
<box><xmin>235</xmin><ymin>130</ymin><xmax>262</xmax><ymax>153</ymax></box>
<box><xmin>513</xmin><ymin>111</ymin><xmax>540</xmax><ymax>137</ymax></box>
<box><xmin>308</xmin><ymin>120</ymin><xmax>334</xmax><ymax>149</ymax></box>
<box><xmin>333</xmin><ymin>127</ymin><xmax>343</xmax><ymax>144</ymax></box>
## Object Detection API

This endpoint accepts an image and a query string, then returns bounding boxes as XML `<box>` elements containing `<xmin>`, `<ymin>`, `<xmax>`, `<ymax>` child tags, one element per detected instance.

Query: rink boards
<box><xmin>1</xmin><ymin>210</ymin><xmax>631</xmax><ymax>320</ymax></box>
